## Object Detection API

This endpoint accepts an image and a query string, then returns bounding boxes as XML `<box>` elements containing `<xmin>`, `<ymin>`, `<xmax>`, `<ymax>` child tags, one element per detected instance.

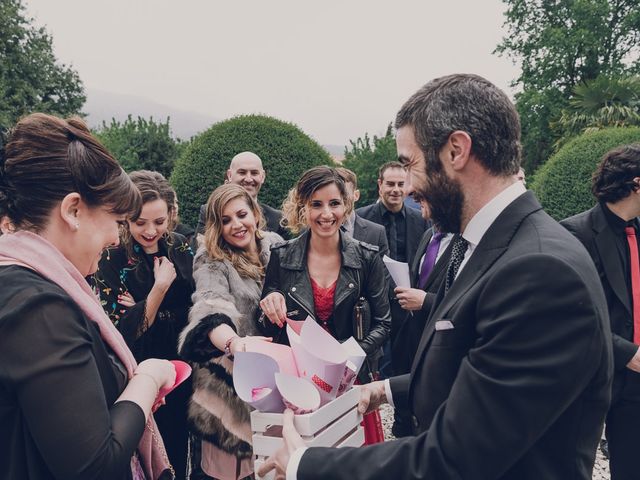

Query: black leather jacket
<box><xmin>259</xmin><ymin>230</ymin><xmax>391</xmax><ymax>380</ymax></box>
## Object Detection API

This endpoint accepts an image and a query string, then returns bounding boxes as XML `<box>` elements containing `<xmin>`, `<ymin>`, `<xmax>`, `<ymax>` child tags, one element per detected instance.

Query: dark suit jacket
<box><xmin>195</xmin><ymin>201</ymin><xmax>288</xmax><ymax>238</ymax></box>
<box><xmin>392</xmin><ymin>228</ymin><xmax>453</xmax><ymax>376</ymax></box>
<box><xmin>356</xmin><ymin>202</ymin><xmax>428</xmax><ymax>263</ymax></box>
<box><xmin>350</xmin><ymin>215</ymin><xmax>389</xmax><ymax>257</ymax></box>
<box><xmin>562</xmin><ymin>203</ymin><xmax>640</xmax><ymax>399</ymax></box>
<box><xmin>299</xmin><ymin>191</ymin><xmax>613</xmax><ymax>480</ymax></box>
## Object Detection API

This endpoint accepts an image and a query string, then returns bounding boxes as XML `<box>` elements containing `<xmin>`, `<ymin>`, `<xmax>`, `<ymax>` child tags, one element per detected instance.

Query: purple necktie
<box><xmin>418</xmin><ymin>232</ymin><xmax>443</xmax><ymax>289</ymax></box>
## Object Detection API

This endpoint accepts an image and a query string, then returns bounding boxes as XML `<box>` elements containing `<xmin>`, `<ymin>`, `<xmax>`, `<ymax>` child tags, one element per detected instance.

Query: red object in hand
<box><xmin>152</xmin><ymin>360</ymin><xmax>192</xmax><ymax>412</ymax></box>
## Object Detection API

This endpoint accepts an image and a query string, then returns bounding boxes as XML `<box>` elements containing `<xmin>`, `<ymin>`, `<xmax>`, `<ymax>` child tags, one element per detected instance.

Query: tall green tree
<box><xmin>554</xmin><ymin>74</ymin><xmax>640</xmax><ymax>147</ymax></box>
<box><xmin>94</xmin><ymin>116</ymin><xmax>181</xmax><ymax>178</ymax></box>
<box><xmin>342</xmin><ymin>124</ymin><xmax>397</xmax><ymax>208</ymax></box>
<box><xmin>0</xmin><ymin>0</ymin><xmax>85</xmax><ymax>137</ymax></box>
<box><xmin>171</xmin><ymin>115</ymin><xmax>334</xmax><ymax>227</ymax></box>
<box><xmin>495</xmin><ymin>0</ymin><xmax>640</xmax><ymax>172</ymax></box>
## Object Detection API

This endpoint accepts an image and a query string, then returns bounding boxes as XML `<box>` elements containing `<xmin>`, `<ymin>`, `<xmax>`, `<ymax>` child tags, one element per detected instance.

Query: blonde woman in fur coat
<box><xmin>178</xmin><ymin>184</ymin><xmax>282</xmax><ymax>480</ymax></box>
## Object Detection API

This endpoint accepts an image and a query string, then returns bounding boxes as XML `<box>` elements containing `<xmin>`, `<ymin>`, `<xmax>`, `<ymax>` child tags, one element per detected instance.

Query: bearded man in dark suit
<box><xmin>259</xmin><ymin>74</ymin><xmax>613</xmax><ymax>480</ymax></box>
<box><xmin>561</xmin><ymin>144</ymin><xmax>640</xmax><ymax>480</ymax></box>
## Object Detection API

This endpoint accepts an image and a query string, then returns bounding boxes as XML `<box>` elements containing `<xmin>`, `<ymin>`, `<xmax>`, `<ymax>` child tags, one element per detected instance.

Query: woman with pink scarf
<box><xmin>0</xmin><ymin>113</ymin><xmax>176</xmax><ymax>480</ymax></box>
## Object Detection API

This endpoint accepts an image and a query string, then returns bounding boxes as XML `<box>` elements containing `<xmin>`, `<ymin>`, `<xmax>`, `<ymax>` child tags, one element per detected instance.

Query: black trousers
<box><xmin>606</xmin><ymin>377</ymin><xmax>640</xmax><ymax>480</ymax></box>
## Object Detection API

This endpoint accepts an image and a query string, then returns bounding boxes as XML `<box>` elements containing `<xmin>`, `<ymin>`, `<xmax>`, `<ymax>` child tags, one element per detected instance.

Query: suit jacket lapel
<box><xmin>593</xmin><ymin>205</ymin><xmax>632</xmax><ymax>314</ymax></box>
<box><xmin>353</xmin><ymin>215</ymin><xmax>370</xmax><ymax>243</ymax></box>
<box><xmin>410</xmin><ymin>229</ymin><xmax>433</xmax><ymax>287</ymax></box>
<box><xmin>409</xmin><ymin>191</ymin><xmax>542</xmax><ymax>375</ymax></box>
<box><xmin>406</xmin><ymin>212</ymin><xmax>420</xmax><ymax>262</ymax></box>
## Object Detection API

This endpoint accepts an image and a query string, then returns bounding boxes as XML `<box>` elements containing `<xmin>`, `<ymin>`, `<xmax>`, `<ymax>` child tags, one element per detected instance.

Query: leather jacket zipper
<box><xmin>287</xmin><ymin>290</ymin><xmax>316</xmax><ymax>321</ymax></box>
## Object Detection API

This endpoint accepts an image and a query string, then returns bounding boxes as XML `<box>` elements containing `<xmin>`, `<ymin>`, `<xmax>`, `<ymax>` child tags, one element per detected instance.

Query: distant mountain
<box><xmin>83</xmin><ymin>89</ymin><xmax>219</xmax><ymax>140</ymax></box>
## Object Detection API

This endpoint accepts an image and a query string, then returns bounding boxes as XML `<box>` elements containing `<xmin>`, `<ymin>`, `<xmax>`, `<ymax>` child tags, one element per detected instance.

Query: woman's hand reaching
<box><xmin>259</xmin><ymin>292</ymin><xmax>288</xmax><ymax>328</ymax></box>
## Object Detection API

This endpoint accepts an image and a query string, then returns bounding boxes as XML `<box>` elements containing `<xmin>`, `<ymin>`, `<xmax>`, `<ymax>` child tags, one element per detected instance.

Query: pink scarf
<box><xmin>0</xmin><ymin>231</ymin><xmax>171</xmax><ymax>480</ymax></box>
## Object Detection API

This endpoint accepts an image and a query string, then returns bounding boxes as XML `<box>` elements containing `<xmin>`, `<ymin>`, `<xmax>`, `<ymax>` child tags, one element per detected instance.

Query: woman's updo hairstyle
<box><xmin>0</xmin><ymin>113</ymin><xmax>141</xmax><ymax>232</ymax></box>
<box><xmin>281</xmin><ymin>165</ymin><xmax>353</xmax><ymax>235</ymax></box>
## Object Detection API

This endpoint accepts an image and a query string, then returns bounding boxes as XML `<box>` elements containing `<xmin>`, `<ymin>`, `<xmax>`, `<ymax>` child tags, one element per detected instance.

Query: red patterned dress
<box><xmin>310</xmin><ymin>278</ymin><xmax>384</xmax><ymax>445</ymax></box>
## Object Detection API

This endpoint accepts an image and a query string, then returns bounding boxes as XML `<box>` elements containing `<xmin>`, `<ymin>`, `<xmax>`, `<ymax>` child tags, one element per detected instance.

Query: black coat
<box><xmin>298</xmin><ymin>191</ymin><xmax>613</xmax><ymax>480</ymax></box>
<box><xmin>350</xmin><ymin>215</ymin><xmax>389</xmax><ymax>257</ymax></box>
<box><xmin>392</xmin><ymin>228</ymin><xmax>453</xmax><ymax>376</ymax></box>
<box><xmin>562</xmin><ymin>203</ymin><xmax>640</xmax><ymax>400</ymax></box>
<box><xmin>0</xmin><ymin>266</ymin><xmax>145</xmax><ymax>480</ymax></box>
<box><xmin>259</xmin><ymin>229</ymin><xmax>391</xmax><ymax>381</ymax></box>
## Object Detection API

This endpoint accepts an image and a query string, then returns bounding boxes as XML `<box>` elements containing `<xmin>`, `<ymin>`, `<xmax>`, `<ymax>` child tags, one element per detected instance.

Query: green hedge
<box><xmin>531</xmin><ymin>127</ymin><xmax>640</xmax><ymax>220</ymax></box>
<box><xmin>171</xmin><ymin>115</ymin><xmax>334</xmax><ymax>227</ymax></box>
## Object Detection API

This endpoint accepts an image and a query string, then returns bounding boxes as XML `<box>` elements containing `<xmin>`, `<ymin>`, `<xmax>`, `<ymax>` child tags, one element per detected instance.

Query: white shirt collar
<box><xmin>462</xmin><ymin>181</ymin><xmax>527</xmax><ymax>248</ymax></box>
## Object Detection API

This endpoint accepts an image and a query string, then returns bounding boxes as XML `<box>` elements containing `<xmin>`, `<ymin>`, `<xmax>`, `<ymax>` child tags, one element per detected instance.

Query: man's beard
<box><xmin>422</xmin><ymin>159</ymin><xmax>464</xmax><ymax>234</ymax></box>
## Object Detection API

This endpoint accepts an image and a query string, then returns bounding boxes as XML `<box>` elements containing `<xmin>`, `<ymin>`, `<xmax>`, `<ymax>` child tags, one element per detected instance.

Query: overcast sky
<box><xmin>24</xmin><ymin>0</ymin><xmax>519</xmax><ymax>147</ymax></box>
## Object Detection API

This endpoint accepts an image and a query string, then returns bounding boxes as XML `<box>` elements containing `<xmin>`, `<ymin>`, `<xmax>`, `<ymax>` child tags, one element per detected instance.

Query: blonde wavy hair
<box><xmin>281</xmin><ymin>166</ymin><xmax>353</xmax><ymax>235</ymax></box>
<box><xmin>203</xmin><ymin>183</ymin><xmax>267</xmax><ymax>280</ymax></box>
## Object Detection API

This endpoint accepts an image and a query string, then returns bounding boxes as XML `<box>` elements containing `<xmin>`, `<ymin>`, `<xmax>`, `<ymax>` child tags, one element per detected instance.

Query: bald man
<box><xmin>195</xmin><ymin>151</ymin><xmax>288</xmax><ymax>238</ymax></box>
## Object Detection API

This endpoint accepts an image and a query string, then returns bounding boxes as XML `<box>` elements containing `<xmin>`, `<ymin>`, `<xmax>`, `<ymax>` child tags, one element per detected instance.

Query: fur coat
<box><xmin>177</xmin><ymin>231</ymin><xmax>282</xmax><ymax>460</ymax></box>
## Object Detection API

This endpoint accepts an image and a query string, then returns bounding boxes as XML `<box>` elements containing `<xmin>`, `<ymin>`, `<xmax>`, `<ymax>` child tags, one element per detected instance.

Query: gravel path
<box><xmin>378</xmin><ymin>404</ymin><xmax>610</xmax><ymax>479</ymax></box>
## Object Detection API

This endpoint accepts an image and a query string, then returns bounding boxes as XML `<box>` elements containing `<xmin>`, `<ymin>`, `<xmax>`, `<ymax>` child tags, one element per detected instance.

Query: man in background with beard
<box><xmin>258</xmin><ymin>74</ymin><xmax>613</xmax><ymax>480</ymax></box>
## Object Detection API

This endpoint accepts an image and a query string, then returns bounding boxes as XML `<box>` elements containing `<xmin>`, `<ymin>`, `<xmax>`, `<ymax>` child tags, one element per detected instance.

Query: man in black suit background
<box><xmin>357</xmin><ymin>162</ymin><xmax>429</xmax><ymax>378</ymax></box>
<box><xmin>356</xmin><ymin>161</ymin><xmax>428</xmax><ymax>263</ymax></box>
<box><xmin>336</xmin><ymin>167</ymin><xmax>389</xmax><ymax>256</ymax></box>
<box><xmin>194</xmin><ymin>151</ymin><xmax>288</xmax><ymax>238</ymax></box>
<box><xmin>259</xmin><ymin>74</ymin><xmax>613</xmax><ymax>480</ymax></box>
<box><xmin>561</xmin><ymin>144</ymin><xmax>640</xmax><ymax>480</ymax></box>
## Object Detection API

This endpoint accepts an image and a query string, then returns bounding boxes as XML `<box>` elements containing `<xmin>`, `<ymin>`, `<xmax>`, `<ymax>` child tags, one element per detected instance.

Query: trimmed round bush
<box><xmin>531</xmin><ymin>127</ymin><xmax>640</xmax><ymax>221</ymax></box>
<box><xmin>171</xmin><ymin>115</ymin><xmax>334</xmax><ymax>227</ymax></box>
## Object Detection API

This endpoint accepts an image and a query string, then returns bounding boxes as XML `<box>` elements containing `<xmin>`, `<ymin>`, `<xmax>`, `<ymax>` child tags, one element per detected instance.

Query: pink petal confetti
<box><xmin>251</xmin><ymin>387</ymin><xmax>272</xmax><ymax>401</ymax></box>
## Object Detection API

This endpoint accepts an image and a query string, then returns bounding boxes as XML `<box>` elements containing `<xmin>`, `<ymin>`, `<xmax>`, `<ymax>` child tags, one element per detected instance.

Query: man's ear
<box><xmin>59</xmin><ymin>192</ymin><xmax>82</xmax><ymax>231</ymax></box>
<box><xmin>225</xmin><ymin>169</ymin><xmax>232</xmax><ymax>182</ymax></box>
<box><xmin>354</xmin><ymin>188</ymin><xmax>361</xmax><ymax>203</ymax></box>
<box><xmin>446</xmin><ymin>131</ymin><xmax>473</xmax><ymax>171</ymax></box>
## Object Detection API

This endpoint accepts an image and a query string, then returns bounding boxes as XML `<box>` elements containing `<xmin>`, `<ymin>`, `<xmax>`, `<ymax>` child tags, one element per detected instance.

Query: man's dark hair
<box><xmin>592</xmin><ymin>144</ymin><xmax>640</xmax><ymax>203</ymax></box>
<box><xmin>336</xmin><ymin>167</ymin><xmax>358</xmax><ymax>189</ymax></box>
<box><xmin>395</xmin><ymin>74</ymin><xmax>521</xmax><ymax>177</ymax></box>
<box><xmin>378</xmin><ymin>161</ymin><xmax>405</xmax><ymax>182</ymax></box>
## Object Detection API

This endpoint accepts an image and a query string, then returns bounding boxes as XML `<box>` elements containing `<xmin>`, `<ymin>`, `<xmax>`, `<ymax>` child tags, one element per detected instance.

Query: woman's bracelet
<box><xmin>133</xmin><ymin>371</ymin><xmax>161</xmax><ymax>393</ymax></box>
<box><xmin>224</xmin><ymin>335</ymin><xmax>240</xmax><ymax>359</ymax></box>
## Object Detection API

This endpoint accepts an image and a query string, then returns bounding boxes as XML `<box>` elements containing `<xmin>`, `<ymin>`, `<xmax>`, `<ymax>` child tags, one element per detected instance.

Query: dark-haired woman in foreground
<box><xmin>0</xmin><ymin>113</ymin><xmax>175</xmax><ymax>480</ymax></box>
<box><xmin>93</xmin><ymin>170</ymin><xmax>194</xmax><ymax>479</ymax></box>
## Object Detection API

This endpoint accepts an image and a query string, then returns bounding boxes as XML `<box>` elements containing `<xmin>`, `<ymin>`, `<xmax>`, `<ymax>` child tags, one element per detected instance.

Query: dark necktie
<box><xmin>625</xmin><ymin>226</ymin><xmax>640</xmax><ymax>344</ymax></box>
<box><xmin>418</xmin><ymin>232</ymin><xmax>444</xmax><ymax>289</ymax></box>
<box><xmin>388</xmin><ymin>214</ymin><xmax>398</xmax><ymax>260</ymax></box>
<box><xmin>445</xmin><ymin>234</ymin><xmax>469</xmax><ymax>292</ymax></box>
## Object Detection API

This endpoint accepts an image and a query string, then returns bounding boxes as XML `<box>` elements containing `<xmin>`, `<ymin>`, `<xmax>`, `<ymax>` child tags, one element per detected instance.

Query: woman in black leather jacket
<box><xmin>259</xmin><ymin>166</ymin><xmax>391</xmax><ymax>444</ymax></box>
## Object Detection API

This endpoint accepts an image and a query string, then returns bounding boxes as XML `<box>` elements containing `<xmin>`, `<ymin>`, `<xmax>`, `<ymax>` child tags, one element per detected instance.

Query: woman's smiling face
<box><xmin>220</xmin><ymin>197</ymin><xmax>257</xmax><ymax>251</ymax></box>
<box><xmin>128</xmin><ymin>198</ymin><xmax>169</xmax><ymax>254</ymax></box>
<box><xmin>305</xmin><ymin>183</ymin><xmax>346</xmax><ymax>239</ymax></box>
